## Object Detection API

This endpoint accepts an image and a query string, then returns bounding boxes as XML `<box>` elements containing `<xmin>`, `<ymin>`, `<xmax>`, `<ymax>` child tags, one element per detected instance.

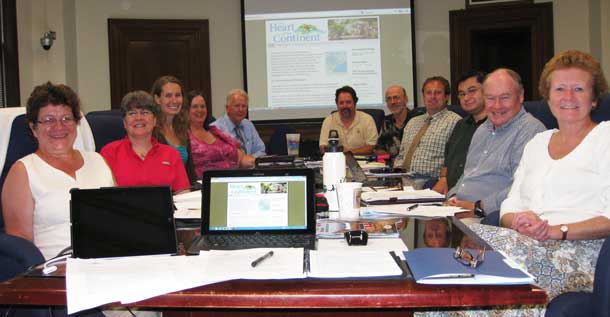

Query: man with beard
<box><xmin>393</xmin><ymin>76</ymin><xmax>461</xmax><ymax>188</ymax></box>
<box><xmin>319</xmin><ymin>86</ymin><xmax>378</xmax><ymax>155</ymax></box>
<box><xmin>375</xmin><ymin>85</ymin><xmax>422</xmax><ymax>159</ymax></box>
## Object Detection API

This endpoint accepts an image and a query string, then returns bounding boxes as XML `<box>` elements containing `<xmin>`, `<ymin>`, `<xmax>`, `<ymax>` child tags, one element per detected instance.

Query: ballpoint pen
<box><xmin>426</xmin><ymin>273</ymin><xmax>475</xmax><ymax>279</ymax></box>
<box><xmin>251</xmin><ymin>251</ymin><xmax>274</xmax><ymax>268</ymax></box>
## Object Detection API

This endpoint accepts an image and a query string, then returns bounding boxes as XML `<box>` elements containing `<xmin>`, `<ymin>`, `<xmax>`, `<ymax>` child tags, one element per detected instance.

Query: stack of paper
<box><xmin>309</xmin><ymin>238</ymin><xmax>407</xmax><ymax>277</ymax></box>
<box><xmin>66</xmin><ymin>248</ymin><xmax>306</xmax><ymax>314</ymax></box>
<box><xmin>173</xmin><ymin>190</ymin><xmax>202</xmax><ymax>218</ymax></box>
<box><xmin>66</xmin><ymin>242</ymin><xmax>411</xmax><ymax>314</ymax></box>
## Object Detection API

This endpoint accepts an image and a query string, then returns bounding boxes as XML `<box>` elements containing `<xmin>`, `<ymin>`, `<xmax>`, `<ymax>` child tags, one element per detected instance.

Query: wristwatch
<box><xmin>560</xmin><ymin>225</ymin><xmax>569</xmax><ymax>240</ymax></box>
<box><xmin>473</xmin><ymin>200</ymin><xmax>485</xmax><ymax>218</ymax></box>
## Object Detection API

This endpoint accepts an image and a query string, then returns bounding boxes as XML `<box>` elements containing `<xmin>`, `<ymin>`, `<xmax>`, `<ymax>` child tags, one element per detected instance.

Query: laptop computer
<box><xmin>188</xmin><ymin>168</ymin><xmax>317</xmax><ymax>253</ymax></box>
<box><xmin>70</xmin><ymin>186</ymin><xmax>178</xmax><ymax>259</ymax></box>
<box><xmin>345</xmin><ymin>152</ymin><xmax>368</xmax><ymax>183</ymax></box>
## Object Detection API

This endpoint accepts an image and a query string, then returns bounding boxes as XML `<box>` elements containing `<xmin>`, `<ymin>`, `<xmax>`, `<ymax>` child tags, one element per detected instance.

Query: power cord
<box><xmin>42</xmin><ymin>254</ymin><xmax>71</xmax><ymax>275</ymax></box>
<box><xmin>125</xmin><ymin>307</ymin><xmax>136</xmax><ymax>317</ymax></box>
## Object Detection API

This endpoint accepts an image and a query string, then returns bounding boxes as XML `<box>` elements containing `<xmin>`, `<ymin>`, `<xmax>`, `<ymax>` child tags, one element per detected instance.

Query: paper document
<box><xmin>66</xmin><ymin>248</ymin><xmax>306</xmax><ymax>314</ymax></box>
<box><xmin>309</xmin><ymin>248</ymin><xmax>404</xmax><ymax>278</ymax></box>
<box><xmin>317</xmin><ymin>237</ymin><xmax>408</xmax><ymax>259</ymax></box>
<box><xmin>66</xmin><ymin>255</ymin><xmax>223</xmax><ymax>314</ymax></box>
<box><xmin>199</xmin><ymin>248</ymin><xmax>306</xmax><ymax>280</ymax></box>
<box><xmin>362</xmin><ymin>204</ymin><xmax>465</xmax><ymax>217</ymax></box>
<box><xmin>173</xmin><ymin>190</ymin><xmax>202</xmax><ymax>218</ymax></box>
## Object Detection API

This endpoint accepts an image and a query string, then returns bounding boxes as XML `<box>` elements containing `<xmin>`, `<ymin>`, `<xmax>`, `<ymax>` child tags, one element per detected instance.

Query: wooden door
<box><xmin>449</xmin><ymin>3</ymin><xmax>553</xmax><ymax>103</ymax></box>
<box><xmin>108</xmin><ymin>19</ymin><xmax>211</xmax><ymax>109</ymax></box>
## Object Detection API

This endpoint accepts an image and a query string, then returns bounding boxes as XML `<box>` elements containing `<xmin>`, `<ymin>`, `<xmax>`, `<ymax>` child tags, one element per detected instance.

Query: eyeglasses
<box><xmin>126</xmin><ymin>110</ymin><xmax>153</xmax><ymax>117</ymax></box>
<box><xmin>453</xmin><ymin>246</ymin><xmax>486</xmax><ymax>268</ymax></box>
<box><xmin>36</xmin><ymin>116</ymin><xmax>76</xmax><ymax>127</ymax></box>
<box><xmin>386</xmin><ymin>95</ymin><xmax>402</xmax><ymax>102</ymax></box>
<box><xmin>457</xmin><ymin>87</ymin><xmax>480</xmax><ymax>99</ymax></box>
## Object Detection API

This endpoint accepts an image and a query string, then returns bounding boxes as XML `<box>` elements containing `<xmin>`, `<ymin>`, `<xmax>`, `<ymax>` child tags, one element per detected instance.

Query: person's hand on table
<box><xmin>511</xmin><ymin>211</ymin><xmax>551</xmax><ymax>241</ymax></box>
<box><xmin>447</xmin><ymin>196</ymin><xmax>477</xmax><ymax>219</ymax></box>
<box><xmin>447</xmin><ymin>196</ymin><xmax>475</xmax><ymax>210</ymax></box>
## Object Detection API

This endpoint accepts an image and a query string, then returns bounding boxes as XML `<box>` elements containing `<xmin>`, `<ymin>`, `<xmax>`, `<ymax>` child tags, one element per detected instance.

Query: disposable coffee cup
<box><xmin>337</xmin><ymin>182</ymin><xmax>363</xmax><ymax>219</ymax></box>
<box><xmin>286</xmin><ymin>133</ymin><xmax>300</xmax><ymax>156</ymax></box>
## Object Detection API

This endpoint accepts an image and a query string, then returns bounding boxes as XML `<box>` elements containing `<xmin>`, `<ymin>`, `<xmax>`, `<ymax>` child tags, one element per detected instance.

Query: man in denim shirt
<box><xmin>447</xmin><ymin>68</ymin><xmax>546</xmax><ymax>218</ymax></box>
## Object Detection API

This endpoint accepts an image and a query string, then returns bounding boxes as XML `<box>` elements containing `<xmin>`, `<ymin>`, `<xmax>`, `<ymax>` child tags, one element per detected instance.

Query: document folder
<box><xmin>404</xmin><ymin>248</ymin><xmax>534</xmax><ymax>285</ymax></box>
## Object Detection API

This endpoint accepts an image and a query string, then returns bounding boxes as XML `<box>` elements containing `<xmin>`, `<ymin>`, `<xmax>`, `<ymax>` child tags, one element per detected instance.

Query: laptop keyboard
<box><xmin>199</xmin><ymin>234</ymin><xmax>316</xmax><ymax>250</ymax></box>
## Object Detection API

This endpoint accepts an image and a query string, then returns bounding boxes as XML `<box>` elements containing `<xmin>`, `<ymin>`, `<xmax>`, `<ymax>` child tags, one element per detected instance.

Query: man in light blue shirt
<box><xmin>447</xmin><ymin>68</ymin><xmax>546</xmax><ymax>217</ymax></box>
<box><xmin>212</xmin><ymin>89</ymin><xmax>266</xmax><ymax>157</ymax></box>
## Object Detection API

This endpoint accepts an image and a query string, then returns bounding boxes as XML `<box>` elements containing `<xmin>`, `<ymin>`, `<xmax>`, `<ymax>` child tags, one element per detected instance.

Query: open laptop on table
<box><xmin>70</xmin><ymin>186</ymin><xmax>178</xmax><ymax>259</ymax></box>
<box><xmin>188</xmin><ymin>168</ymin><xmax>316</xmax><ymax>254</ymax></box>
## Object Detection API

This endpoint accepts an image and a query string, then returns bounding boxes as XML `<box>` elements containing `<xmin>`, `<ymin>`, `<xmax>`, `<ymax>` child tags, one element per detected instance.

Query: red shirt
<box><xmin>101</xmin><ymin>137</ymin><xmax>190</xmax><ymax>191</ymax></box>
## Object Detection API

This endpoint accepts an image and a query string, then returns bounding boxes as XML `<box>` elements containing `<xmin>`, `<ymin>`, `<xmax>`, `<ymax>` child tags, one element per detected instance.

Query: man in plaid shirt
<box><xmin>393</xmin><ymin>76</ymin><xmax>461</xmax><ymax>188</ymax></box>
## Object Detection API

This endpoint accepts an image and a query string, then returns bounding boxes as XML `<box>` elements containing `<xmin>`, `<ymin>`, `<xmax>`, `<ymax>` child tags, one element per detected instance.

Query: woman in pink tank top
<box><xmin>186</xmin><ymin>90</ymin><xmax>255</xmax><ymax>179</ymax></box>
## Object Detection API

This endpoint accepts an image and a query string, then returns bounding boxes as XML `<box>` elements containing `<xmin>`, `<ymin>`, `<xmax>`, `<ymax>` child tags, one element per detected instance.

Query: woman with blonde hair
<box><xmin>422</xmin><ymin>50</ymin><xmax>610</xmax><ymax>316</ymax></box>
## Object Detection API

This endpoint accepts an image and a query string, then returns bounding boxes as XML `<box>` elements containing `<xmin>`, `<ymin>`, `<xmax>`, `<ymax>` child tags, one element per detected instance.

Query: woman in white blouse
<box><xmin>2</xmin><ymin>82</ymin><xmax>114</xmax><ymax>260</ymax></box>
<box><xmin>418</xmin><ymin>50</ymin><xmax>610</xmax><ymax>317</ymax></box>
<box><xmin>467</xmin><ymin>50</ymin><xmax>609</xmax><ymax>316</ymax></box>
<box><xmin>500</xmin><ymin>50</ymin><xmax>610</xmax><ymax>241</ymax></box>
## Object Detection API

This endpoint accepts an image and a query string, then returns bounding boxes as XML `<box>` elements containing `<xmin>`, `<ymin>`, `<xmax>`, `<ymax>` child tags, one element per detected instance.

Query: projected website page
<box><xmin>209</xmin><ymin>176</ymin><xmax>307</xmax><ymax>230</ymax></box>
<box><xmin>245</xmin><ymin>4</ymin><xmax>414</xmax><ymax>120</ymax></box>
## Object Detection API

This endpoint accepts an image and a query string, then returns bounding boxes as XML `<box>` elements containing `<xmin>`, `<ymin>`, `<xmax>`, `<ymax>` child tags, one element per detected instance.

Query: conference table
<box><xmin>0</xmin><ymin>217</ymin><xmax>548</xmax><ymax>317</ymax></box>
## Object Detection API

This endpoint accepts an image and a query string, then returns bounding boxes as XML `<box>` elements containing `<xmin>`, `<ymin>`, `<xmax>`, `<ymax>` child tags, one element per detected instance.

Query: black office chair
<box><xmin>0</xmin><ymin>234</ymin><xmax>44</xmax><ymax>282</ymax></box>
<box><xmin>268</xmin><ymin>125</ymin><xmax>296</xmax><ymax>155</ymax></box>
<box><xmin>0</xmin><ymin>114</ymin><xmax>44</xmax><ymax>282</ymax></box>
<box><xmin>523</xmin><ymin>100</ymin><xmax>558</xmax><ymax>130</ymax></box>
<box><xmin>447</xmin><ymin>104</ymin><xmax>467</xmax><ymax>118</ymax></box>
<box><xmin>359</xmin><ymin>108</ymin><xmax>385</xmax><ymax>133</ymax></box>
<box><xmin>85</xmin><ymin>110</ymin><xmax>126</xmax><ymax>152</ymax></box>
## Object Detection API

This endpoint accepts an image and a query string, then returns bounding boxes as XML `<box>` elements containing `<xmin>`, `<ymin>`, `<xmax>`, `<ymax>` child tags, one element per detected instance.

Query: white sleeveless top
<box><xmin>20</xmin><ymin>151</ymin><xmax>114</xmax><ymax>260</ymax></box>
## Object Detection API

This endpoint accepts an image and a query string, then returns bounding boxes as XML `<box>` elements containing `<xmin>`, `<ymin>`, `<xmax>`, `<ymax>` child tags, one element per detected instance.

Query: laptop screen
<box><xmin>202</xmin><ymin>168</ymin><xmax>315</xmax><ymax>234</ymax></box>
<box><xmin>70</xmin><ymin>186</ymin><xmax>178</xmax><ymax>259</ymax></box>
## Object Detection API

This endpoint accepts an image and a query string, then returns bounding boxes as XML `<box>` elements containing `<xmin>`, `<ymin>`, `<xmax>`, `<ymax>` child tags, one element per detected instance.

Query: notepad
<box><xmin>404</xmin><ymin>248</ymin><xmax>535</xmax><ymax>285</ymax></box>
<box><xmin>308</xmin><ymin>249</ymin><xmax>404</xmax><ymax>278</ymax></box>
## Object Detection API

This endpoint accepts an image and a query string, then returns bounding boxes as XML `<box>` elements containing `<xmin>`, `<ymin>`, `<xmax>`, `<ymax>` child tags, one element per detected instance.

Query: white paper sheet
<box><xmin>200</xmin><ymin>248</ymin><xmax>306</xmax><ymax>280</ymax></box>
<box><xmin>173</xmin><ymin>190</ymin><xmax>202</xmax><ymax>218</ymax></box>
<box><xmin>66</xmin><ymin>255</ymin><xmax>223</xmax><ymax>314</ymax></box>
<box><xmin>317</xmin><ymin>237</ymin><xmax>408</xmax><ymax>259</ymax></box>
<box><xmin>309</xmin><ymin>245</ymin><xmax>404</xmax><ymax>278</ymax></box>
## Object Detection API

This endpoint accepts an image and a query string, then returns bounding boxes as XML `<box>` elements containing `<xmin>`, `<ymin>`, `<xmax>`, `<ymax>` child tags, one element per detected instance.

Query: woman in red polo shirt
<box><xmin>101</xmin><ymin>90</ymin><xmax>190</xmax><ymax>192</ymax></box>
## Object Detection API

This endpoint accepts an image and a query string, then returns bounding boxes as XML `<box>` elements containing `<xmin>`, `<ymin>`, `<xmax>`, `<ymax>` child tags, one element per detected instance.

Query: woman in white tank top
<box><xmin>1</xmin><ymin>82</ymin><xmax>114</xmax><ymax>260</ymax></box>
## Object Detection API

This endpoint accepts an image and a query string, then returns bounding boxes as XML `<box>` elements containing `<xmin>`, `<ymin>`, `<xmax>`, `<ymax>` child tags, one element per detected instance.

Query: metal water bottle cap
<box><xmin>325</xmin><ymin>130</ymin><xmax>343</xmax><ymax>152</ymax></box>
